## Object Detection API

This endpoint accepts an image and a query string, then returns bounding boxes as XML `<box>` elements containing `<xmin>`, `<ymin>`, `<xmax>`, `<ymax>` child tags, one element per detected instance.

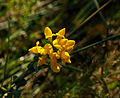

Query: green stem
<box><xmin>70</xmin><ymin>33</ymin><xmax>120</xmax><ymax>55</ymax></box>
<box><xmin>4</xmin><ymin>18</ymin><xmax>10</xmax><ymax>80</ymax></box>
<box><xmin>61</xmin><ymin>64</ymin><xmax>83</xmax><ymax>72</ymax></box>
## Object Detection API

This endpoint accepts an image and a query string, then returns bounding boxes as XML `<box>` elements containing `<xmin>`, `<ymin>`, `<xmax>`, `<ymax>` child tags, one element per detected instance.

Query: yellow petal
<box><xmin>53</xmin><ymin>52</ymin><xmax>60</xmax><ymax>59</ymax></box>
<box><xmin>58</xmin><ymin>28</ymin><xmax>65</xmax><ymax>36</ymax></box>
<box><xmin>53</xmin><ymin>39</ymin><xmax>58</xmax><ymax>45</ymax></box>
<box><xmin>56</xmin><ymin>28</ymin><xmax>65</xmax><ymax>39</ymax></box>
<box><xmin>39</xmin><ymin>48</ymin><xmax>47</xmax><ymax>55</ymax></box>
<box><xmin>44</xmin><ymin>27</ymin><xmax>52</xmax><ymax>42</ymax></box>
<box><xmin>66</xmin><ymin>46</ymin><xmax>74</xmax><ymax>51</ymax></box>
<box><xmin>29</xmin><ymin>46</ymin><xmax>43</xmax><ymax>54</ymax></box>
<box><xmin>65</xmin><ymin>40</ymin><xmax>75</xmax><ymax>51</ymax></box>
<box><xmin>59</xmin><ymin>39</ymin><xmax>68</xmax><ymax>45</ymax></box>
<box><xmin>61</xmin><ymin>51</ymin><xmax>70</xmax><ymax>59</ymax></box>
<box><xmin>66</xmin><ymin>40</ymin><xmax>75</xmax><ymax>46</ymax></box>
<box><xmin>50</xmin><ymin>62</ymin><xmax>61</xmax><ymax>72</ymax></box>
<box><xmin>61</xmin><ymin>51</ymin><xmax>71</xmax><ymax>64</ymax></box>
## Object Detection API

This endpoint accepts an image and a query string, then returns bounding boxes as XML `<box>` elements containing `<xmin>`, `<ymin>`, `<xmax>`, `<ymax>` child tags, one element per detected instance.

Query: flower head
<box><xmin>29</xmin><ymin>27</ymin><xmax>75</xmax><ymax>72</ymax></box>
<box><xmin>53</xmin><ymin>38</ymin><xmax>75</xmax><ymax>52</ymax></box>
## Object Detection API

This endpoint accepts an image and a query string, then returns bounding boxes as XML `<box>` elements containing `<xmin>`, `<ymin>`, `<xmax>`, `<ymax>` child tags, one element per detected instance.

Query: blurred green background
<box><xmin>0</xmin><ymin>0</ymin><xmax>120</xmax><ymax>97</ymax></box>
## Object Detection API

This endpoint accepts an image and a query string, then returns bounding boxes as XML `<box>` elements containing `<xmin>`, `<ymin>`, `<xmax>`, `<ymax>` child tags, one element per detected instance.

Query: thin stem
<box><xmin>4</xmin><ymin>18</ymin><xmax>10</xmax><ymax>80</ymax></box>
<box><xmin>70</xmin><ymin>33</ymin><xmax>120</xmax><ymax>55</ymax></box>
<box><xmin>61</xmin><ymin>63</ymin><xmax>83</xmax><ymax>72</ymax></box>
<box><xmin>93</xmin><ymin>0</ymin><xmax>108</xmax><ymax>28</ymax></box>
<box><xmin>67</xmin><ymin>0</ymin><xmax>112</xmax><ymax>37</ymax></box>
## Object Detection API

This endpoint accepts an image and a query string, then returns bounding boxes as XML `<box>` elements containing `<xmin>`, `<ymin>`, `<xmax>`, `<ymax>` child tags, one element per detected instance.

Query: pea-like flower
<box><xmin>29</xmin><ymin>41</ymin><xmax>47</xmax><ymax>55</ymax></box>
<box><xmin>53</xmin><ymin>38</ymin><xmax>75</xmax><ymax>51</ymax></box>
<box><xmin>28</xmin><ymin>27</ymin><xmax>75</xmax><ymax>72</ymax></box>
<box><xmin>49</xmin><ymin>52</ymin><xmax>61</xmax><ymax>72</ymax></box>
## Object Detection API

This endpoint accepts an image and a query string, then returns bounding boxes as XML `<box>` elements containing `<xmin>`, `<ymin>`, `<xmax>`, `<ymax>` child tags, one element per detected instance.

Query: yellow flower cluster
<box><xmin>29</xmin><ymin>27</ymin><xmax>75</xmax><ymax>72</ymax></box>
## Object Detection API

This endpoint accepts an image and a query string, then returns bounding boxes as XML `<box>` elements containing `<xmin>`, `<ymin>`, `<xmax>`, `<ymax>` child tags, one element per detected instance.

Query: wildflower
<box><xmin>29</xmin><ymin>27</ymin><xmax>75</xmax><ymax>72</ymax></box>
<box><xmin>53</xmin><ymin>38</ymin><xmax>75</xmax><ymax>51</ymax></box>
<box><xmin>64</xmin><ymin>40</ymin><xmax>75</xmax><ymax>51</ymax></box>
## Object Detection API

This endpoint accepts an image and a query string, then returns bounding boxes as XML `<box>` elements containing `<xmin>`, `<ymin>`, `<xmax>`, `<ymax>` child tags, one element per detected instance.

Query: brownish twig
<box><xmin>67</xmin><ymin>0</ymin><xmax>112</xmax><ymax>37</ymax></box>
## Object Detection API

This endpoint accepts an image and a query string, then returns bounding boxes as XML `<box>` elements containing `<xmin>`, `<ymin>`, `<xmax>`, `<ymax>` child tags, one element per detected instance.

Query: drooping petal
<box><xmin>44</xmin><ymin>27</ymin><xmax>52</xmax><ymax>42</ymax></box>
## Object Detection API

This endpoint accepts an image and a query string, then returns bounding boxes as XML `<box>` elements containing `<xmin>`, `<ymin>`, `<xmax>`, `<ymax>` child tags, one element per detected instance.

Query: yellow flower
<box><xmin>56</xmin><ymin>28</ymin><xmax>65</xmax><ymax>39</ymax></box>
<box><xmin>37</xmin><ymin>56</ymin><xmax>48</xmax><ymax>66</ymax></box>
<box><xmin>61</xmin><ymin>51</ymin><xmax>71</xmax><ymax>64</ymax></box>
<box><xmin>29</xmin><ymin>27</ymin><xmax>75</xmax><ymax>72</ymax></box>
<box><xmin>44</xmin><ymin>27</ymin><xmax>53</xmax><ymax>42</ymax></box>
<box><xmin>29</xmin><ymin>41</ymin><xmax>47</xmax><ymax>55</ymax></box>
<box><xmin>64</xmin><ymin>40</ymin><xmax>75</xmax><ymax>51</ymax></box>
<box><xmin>50</xmin><ymin>52</ymin><xmax>61</xmax><ymax>72</ymax></box>
<box><xmin>53</xmin><ymin>38</ymin><xmax>75</xmax><ymax>51</ymax></box>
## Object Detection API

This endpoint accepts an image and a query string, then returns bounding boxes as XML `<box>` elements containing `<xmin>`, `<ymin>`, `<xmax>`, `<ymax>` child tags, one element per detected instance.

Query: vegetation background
<box><xmin>0</xmin><ymin>0</ymin><xmax>120</xmax><ymax>97</ymax></box>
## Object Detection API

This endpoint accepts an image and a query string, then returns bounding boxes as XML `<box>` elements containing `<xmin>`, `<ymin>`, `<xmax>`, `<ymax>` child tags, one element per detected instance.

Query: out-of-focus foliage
<box><xmin>0</xmin><ymin>0</ymin><xmax>120</xmax><ymax>97</ymax></box>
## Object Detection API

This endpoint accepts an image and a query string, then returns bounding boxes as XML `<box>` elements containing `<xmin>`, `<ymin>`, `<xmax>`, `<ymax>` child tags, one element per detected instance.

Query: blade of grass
<box><xmin>93</xmin><ymin>0</ymin><xmax>108</xmax><ymax>27</ymax></box>
<box><xmin>61</xmin><ymin>63</ymin><xmax>83</xmax><ymax>72</ymax></box>
<box><xmin>4</xmin><ymin>18</ymin><xmax>10</xmax><ymax>80</ymax></box>
<box><xmin>67</xmin><ymin>0</ymin><xmax>112</xmax><ymax>37</ymax></box>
